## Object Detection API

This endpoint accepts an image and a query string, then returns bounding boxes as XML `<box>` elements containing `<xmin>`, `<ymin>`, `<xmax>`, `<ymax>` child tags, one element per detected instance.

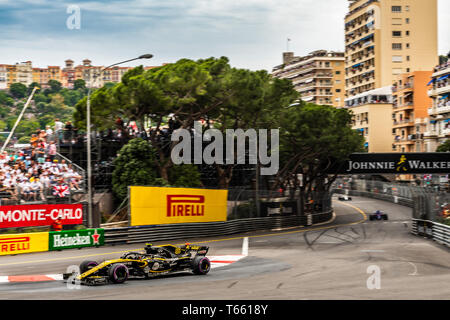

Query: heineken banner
<box><xmin>49</xmin><ymin>229</ymin><xmax>104</xmax><ymax>251</ymax></box>
<box><xmin>328</xmin><ymin>153</ymin><xmax>450</xmax><ymax>174</ymax></box>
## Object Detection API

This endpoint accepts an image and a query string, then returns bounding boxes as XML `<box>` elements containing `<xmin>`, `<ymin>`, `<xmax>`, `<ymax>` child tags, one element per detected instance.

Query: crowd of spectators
<box><xmin>0</xmin><ymin>122</ymin><xmax>84</xmax><ymax>204</ymax></box>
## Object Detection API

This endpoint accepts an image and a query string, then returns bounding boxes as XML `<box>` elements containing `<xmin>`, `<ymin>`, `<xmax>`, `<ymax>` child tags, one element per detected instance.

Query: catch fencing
<box><xmin>104</xmin><ymin>209</ymin><xmax>333</xmax><ymax>245</ymax></box>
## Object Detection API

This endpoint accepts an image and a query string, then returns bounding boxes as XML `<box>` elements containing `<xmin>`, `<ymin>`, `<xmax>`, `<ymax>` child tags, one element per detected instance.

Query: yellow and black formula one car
<box><xmin>63</xmin><ymin>243</ymin><xmax>211</xmax><ymax>285</ymax></box>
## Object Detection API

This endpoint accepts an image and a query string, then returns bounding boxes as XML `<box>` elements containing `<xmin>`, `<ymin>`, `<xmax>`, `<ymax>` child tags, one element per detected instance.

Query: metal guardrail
<box><xmin>103</xmin><ymin>210</ymin><xmax>333</xmax><ymax>245</ymax></box>
<box><xmin>332</xmin><ymin>188</ymin><xmax>414</xmax><ymax>208</ymax></box>
<box><xmin>411</xmin><ymin>219</ymin><xmax>450</xmax><ymax>248</ymax></box>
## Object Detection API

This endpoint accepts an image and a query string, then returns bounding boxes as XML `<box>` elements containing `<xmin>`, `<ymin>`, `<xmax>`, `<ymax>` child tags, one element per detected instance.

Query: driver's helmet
<box><xmin>376</xmin><ymin>210</ymin><xmax>381</xmax><ymax>214</ymax></box>
<box><xmin>144</xmin><ymin>243</ymin><xmax>153</xmax><ymax>254</ymax></box>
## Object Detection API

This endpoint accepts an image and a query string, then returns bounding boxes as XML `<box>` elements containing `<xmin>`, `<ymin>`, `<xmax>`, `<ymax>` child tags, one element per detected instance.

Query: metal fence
<box><xmin>227</xmin><ymin>188</ymin><xmax>332</xmax><ymax>220</ymax></box>
<box><xmin>411</xmin><ymin>219</ymin><xmax>450</xmax><ymax>248</ymax></box>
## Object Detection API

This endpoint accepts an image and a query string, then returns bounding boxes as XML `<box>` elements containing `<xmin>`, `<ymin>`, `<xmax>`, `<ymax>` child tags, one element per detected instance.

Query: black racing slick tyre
<box><xmin>79</xmin><ymin>260</ymin><xmax>99</xmax><ymax>274</ymax></box>
<box><xmin>192</xmin><ymin>256</ymin><xmax>211</xmax><ymax>275</ymax></box>
<box><xmin>108</xmin><ymin>263</ymin><xmax>129</xmax><ymax>284</ymax></box>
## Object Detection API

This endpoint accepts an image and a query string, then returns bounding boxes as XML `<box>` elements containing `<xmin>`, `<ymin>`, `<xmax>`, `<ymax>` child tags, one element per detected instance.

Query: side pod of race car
<box><xmin>369</xmin><ymin>211</ymin><xmax>389</xmax><ymax>221</ymax></box>
<box><xmin>63</xmin><ymin>243</ymin><xmax>211</xmax><ymax>285</ymax></box>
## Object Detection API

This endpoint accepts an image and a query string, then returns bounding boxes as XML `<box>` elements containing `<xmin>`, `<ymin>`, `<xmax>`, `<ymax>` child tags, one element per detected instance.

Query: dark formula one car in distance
<box><xmin>338</xmin><ymin>195</ymin><xmax>352</xmax><ymax>201</ymax></box>
<box><xmin>64</xmin><ymin>243</ymin><xmax>211</xmax><ymax>285</ymax></box>
<box><xmin>369</xmin><ymin>210</ymin><xmax>389</xmax><ymax>221</ymax></box>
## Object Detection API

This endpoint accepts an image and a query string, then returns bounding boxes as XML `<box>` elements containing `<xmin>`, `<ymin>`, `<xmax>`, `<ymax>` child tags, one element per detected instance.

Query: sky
<box><xmin>0</xmin><ymin>0</ymin><xmax>449</xmax><ymax>72</ymax></box>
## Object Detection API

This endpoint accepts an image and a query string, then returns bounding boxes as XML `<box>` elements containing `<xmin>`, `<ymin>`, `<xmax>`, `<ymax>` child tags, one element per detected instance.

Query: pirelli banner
<box><xmin>129</xmin><ymin>186</ymin><xmax>228</xmax><ymax>226</ymax></box>
<box><xmin>0</xmin><ymin>232</ymin><xmax>49</xmax><ymax>256</ymax></box>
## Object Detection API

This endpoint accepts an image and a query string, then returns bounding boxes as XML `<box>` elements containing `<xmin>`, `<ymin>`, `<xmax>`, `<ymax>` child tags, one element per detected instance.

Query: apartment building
<box><xmin>345</xmin><ymin>86</ymin><xmax>393</xmax><ymax>152</ymax></box>
<box><xmin>391</xmin><ymin>71</ymin><xmax>432</xmax><ymax>152</ymax></box>
<box><xmin>2</xmin><ymin>59</ymin><xmax>162</xmax><ymax>89</ymax></box>
<box><xmin>6</xmin><ymin>65</ymin><xmax>16</xmax><ymax>88</ymax></box>
<box><xmin>0</xmin><ymin>65</ymin><xmax>8</xmax><ymax>90</ymax></box>
<box><xmin>272</xmin><ymin>50</ymin><xmax>345</xmax><ymax>107</ymax></box>
<box><xmin>425</xmin><ymin>62</ymin><xmax>450</xmax><ymax>151</ymax></box>
<box><xmin>15</xmin><ymin>61</ymin><xmax>33</xmax><ymax>86</ymax></box>
<box><xmin>345</xmin><ymin>0</ymin><xmax>438</xmax><ymax>98</ymax></box>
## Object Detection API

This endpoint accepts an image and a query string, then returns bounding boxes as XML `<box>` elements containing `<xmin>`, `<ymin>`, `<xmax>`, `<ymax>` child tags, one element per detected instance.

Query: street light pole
<box><xmin>86</xmin><ymin>54</ymin><xmax>153</xmax><ymax>228</ymax></box>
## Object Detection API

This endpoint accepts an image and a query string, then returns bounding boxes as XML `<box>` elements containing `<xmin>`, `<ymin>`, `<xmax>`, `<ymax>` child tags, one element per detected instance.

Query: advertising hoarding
<box><xmin>129</xmin><ymin>186</ymin><xmax>228</xmax><ymax>226</ymax></box>
<box><xmin>0</xmin><ymin>204</ymin><xmax>83</xmax><ymax>229</ymax></box>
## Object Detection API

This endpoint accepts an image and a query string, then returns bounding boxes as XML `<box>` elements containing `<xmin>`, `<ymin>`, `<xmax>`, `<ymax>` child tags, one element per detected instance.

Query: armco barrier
<box><xmin>412</xmin><ymin>219</ymin><xmax>450</xmax><ymax>248</ymax></box>
<box><xmin>332</xmin><ymin>188</ymin><xmax>414</xmax><ymax>208</ymax></box>
<box><xmin>104</xmin><ymin>210</ymin><xmax>333</xmax><ymax>245</ymax></box>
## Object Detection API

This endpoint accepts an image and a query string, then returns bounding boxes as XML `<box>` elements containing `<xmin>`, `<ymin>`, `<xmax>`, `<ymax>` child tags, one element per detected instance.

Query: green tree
<box><xmin>112</xmin><ymin>138</ymin><xmax>163</xmax><ymax>200</ymax></box>
<box><xmin>274</xmin><ymin>102</ymin><xmax>365</xmax><ymax>201</ymax></box>
<box><xmin>436</xmin><ymin>140</ymin><xmax>450</xmax><ymax>152</ymax></box>
<box><xmin>0</xmin><ymin>91</ymin><xmax>14</xmax><ymax>106</ymax></box>
<box><xmin>27</xmin><ymin>82</ymin><xmax>40</xmax><ymax>95</ymax></box>
<box><xmin>168</xmin><ymin>164</ymin><xmax>203</xmax><ymax>188</ymax></box>
<box><xmin>73</xmin><ymin>79</ymin><xmax>86</xmax><ymax>91</ymax></box>
<box><xmin>9</xmin><ymin>83</ymin><xmax>27</xmax><ymax>99</ymax></box>
<box><xmin>47</xmin><ymin>80</ymin><xmax>62</xmax><ymax>94</ymax></box>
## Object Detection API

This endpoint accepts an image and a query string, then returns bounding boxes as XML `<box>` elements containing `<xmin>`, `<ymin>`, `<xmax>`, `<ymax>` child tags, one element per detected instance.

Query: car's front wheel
<box><xmin>108</xmin><ymin>263</ymin><xmax>129</xmax><ymax>284</ymax></box>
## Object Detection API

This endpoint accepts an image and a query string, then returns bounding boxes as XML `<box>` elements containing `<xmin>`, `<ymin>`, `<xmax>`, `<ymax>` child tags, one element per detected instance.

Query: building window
<box><xmin>336</xmin><ymin>89</ymin><xmax>341</xmax><ymax>92</ymax></box>
<box><xmin>392</xmin><ymin>6</ymin><xmax>402</xmax><ymax>12</ymax></box>
<box><xmin>393</xmin><ymin>31</ymin><xmax>402</xmax><ymax>37</ymax></box>
<box><xmin>406</xmin><ymin>18</ymin><xmax>410</xmax><ymax>24</ymax></box>
<box><xmin>336</xmin><ymin>71</ymin><xmax>341</xmax><ymax>75</ymax></box>
<box><xmin>406</xmin><ymin>43</ymin><xmax>410</xmax><ymax>49</ymax></box>
<box><xmin>392</xmin><ymin>18</ymin><xmax>402</xmax><ymax>25</ymax></box>
<box><xmin>392</xmin><ymin>56</ymin><xmax>403</xmax><ymax>63</ymax></box>
<box><xmin>392</xmin><ymin>43</ymin><xmax>402</xmax><ymax>50</ymax></box>
<box><xmin>406</xmin><ymin>31</ymin><xmax>410</xmax><ymax>36</ymax></box>
<box><xmin>406</xmin><ymin>56</ymin><xmax>410</xmax><ymax>61</ymax></box>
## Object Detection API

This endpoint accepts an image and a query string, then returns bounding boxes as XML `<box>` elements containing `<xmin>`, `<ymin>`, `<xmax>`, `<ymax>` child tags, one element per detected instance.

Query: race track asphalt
<box><xmin>0</xmin><ymin>195</ymin><xmax>449</xmax><ymax>300</ymax></box>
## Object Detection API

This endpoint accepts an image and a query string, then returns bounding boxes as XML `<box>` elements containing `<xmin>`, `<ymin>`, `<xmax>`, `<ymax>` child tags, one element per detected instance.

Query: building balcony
<box><xmin>428</xmin><ymin>88</ymin><xmax>436</xmax><ymax>97</ymax></box>
<box><xmin>424</xmin><ymin>131</ymin><xmax>438</xmax><ymax>138</ymax></box>
<box><xmin>393</xmin><ymin>119</ymin><xmax>414</xmax><ymax>128</ymax></box>
<box><xmin>436</xmin><ymin>105</ymin><xmax>450</xmax><ymax>114</ymax></box>
<box><xmin>435</xmin><ymin>84</ymin><xmax>450</xmax><ymax>96</ymax></box>
<box><xmin>393</xmin><ymin>103</ymin><xmax>414</xmax><ymax>111</ymax></box>
<box><xmin>441</xmin><ymin>128</ymin><xmax>450</xmax><ymax>136</ymax></box>
<box><xmin>316</xmin><ymin>82</ymin><xmax>333</xmax><ymax>87</ymax></box>
<box><xmin>316</xmin><ymin>92</ymin><xmax>333</xmax><ymax>97</ymax></box>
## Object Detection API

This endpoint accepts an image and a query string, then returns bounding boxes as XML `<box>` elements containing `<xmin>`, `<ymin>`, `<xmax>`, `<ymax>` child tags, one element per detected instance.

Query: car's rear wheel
<box><xmin>108</xmin><ymin>263</ymin><xmax>129</xmax><ymax>284</ymax></box>
<box><xmin>192</xmin><ymin>256</ymin><xmax>211</xmax><ymax>275</ymax></box>
<box><xmin>79</xmin><ymin>260</ymin><xmax>98</xmax><ymax>274</ymax></box>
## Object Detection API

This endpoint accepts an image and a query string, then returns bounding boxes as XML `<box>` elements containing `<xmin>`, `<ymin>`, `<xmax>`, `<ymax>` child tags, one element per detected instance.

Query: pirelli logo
<box><xmin>166</xmin><ymin>195</ymin><xmax>205</xmax><ymax>217</ymax></box>
<box><xmin>0</xmin><ymin>236</ymin><xmax>30</xmax><ymax>253</ymax></box>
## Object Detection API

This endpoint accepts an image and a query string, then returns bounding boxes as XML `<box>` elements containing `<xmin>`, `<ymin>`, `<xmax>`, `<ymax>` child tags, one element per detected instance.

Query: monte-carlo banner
<box><xmin>328</xmin><ymin>153</ymin><xmax>450</xmax><ymax>174</ymax></box>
